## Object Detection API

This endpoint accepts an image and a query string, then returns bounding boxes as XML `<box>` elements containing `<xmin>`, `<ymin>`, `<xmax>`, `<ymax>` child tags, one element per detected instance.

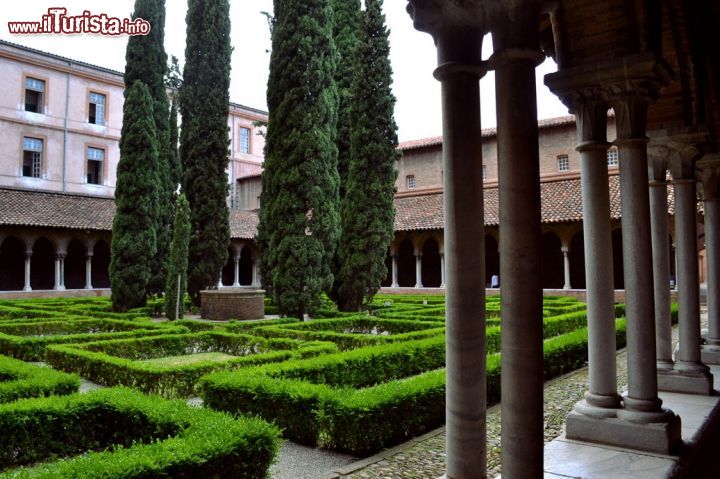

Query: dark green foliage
<box><xmin>0</xmin><ymin>318</ymin><xmax>177</xmax><ymax>360</ymax></box>
<box><xmin>0</xmin><ymin>355</ymin><xmax>78</xmax><ymax>403</ymax></box>
<box><xmin>180</xmin><ymin>0</ymin><xmax>232</xmax><ymax>304</ymax></box>
<box><xmin>125</xmin><ymin>0</ymin><xmax>173</xmax><ymax>295</ymax></box>
<box><xmin>258</xmin><ymin>0</ymin><xmax>340</xmax><ymax>318</ymax></box>
<box><xmin>45</xmin><ymin>331</ymin><xmax>333</xmax><ymax>398</ymax></box>
<box><xmin>0</xmin><ymin>388</ymin><xmax>279</xmax><ymax>478</ymax></box>
<box><xmin>164</xmin><ymin>194</ymin><xmax>190</xmax><ymax>320</ymax></box>
<box><xmin>110</xmin><ymin>81</ymin><xmax>159</xmax><ymax>312</ymax></box>
<box><xmin>328</xmin><ymin>0</ymin><xmax>361</xmax><ymax>303</ymax></box>
<box><xmin>337</xmin><ymin>0</ymin><xmax>400</xmax><ymax>311</ymax></box>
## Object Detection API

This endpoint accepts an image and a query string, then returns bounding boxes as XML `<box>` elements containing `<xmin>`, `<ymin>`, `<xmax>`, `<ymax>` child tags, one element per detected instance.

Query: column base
<box><xmin>701</xmin><ymin>344</ymin><xmax>720</xmax><ymax>365</ymax></box>
<box><xmin>658</xmin><ymin>368</ymin><xmax>714</xmax><ymax>395</ymax></box>
<box><xmin>565</xmin><ymin>409</ymin><xmax>681</xmax><ymax>455</ymax></box>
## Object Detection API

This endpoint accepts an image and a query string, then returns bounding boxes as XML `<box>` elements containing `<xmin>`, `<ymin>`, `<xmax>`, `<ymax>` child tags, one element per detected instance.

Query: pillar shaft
<box><xmin>251</xmin><ymin>257</ymin><xmax>260</xmax><ymax>287</ymax></box>
<box><xmin>561</xmin><ymin>246</ymin><xmax>571</xmax><ymax>290</ymax></box>
<box><xmin>233</xmin><ymin>257</ymin><xmax>241</xmax><ymax>287</ymax></box>
<box><xmin>435</xmin><ymin>30</ymin><xmax>487</xmax><ymax>479</ymax></box>
<box><xmin>85</xmin><ymin>254</ymin><xmax>93</xmax><ymax>289</ymax></box>
<box><xmin>23</xmin><ymin>252</ymin><xmax>32</xmax><ymax>292</ymax></box>
<box><xmin>579</xmin><ymin>140</ymin><xmax>619</xmax><ymax>405</ymax></box>
<box><xmin>649</xmin><ymin>180</ymin><xmax>673</xmax><ymax>370</ymax></box>
<box><xmin>673</xmin><ymin>179</ymin><xmax>705</xmax><ymax>369</ymax></box>
<box><xmin>706</xmin><ymin>200</ymin><xmax>720</xmax><ymax>345</ymax></box>
<box><xmin>440</xmin><ymin>253</ymin><xmax>446</xmax><ymax>288</ymax></box>
<box><xmin>414</xmin><ymin>252</ymin><xmax>423</xmax><ymax>288</ymax></box>
<box><xmin>391</xmin><ymin>254</ymin><xmax>399</xmax><ymax>288</ymax></box>
<box><xmin>495</xmin><ymin>48</ymin><xmax>544</xmax><ymax>479</ymax></box>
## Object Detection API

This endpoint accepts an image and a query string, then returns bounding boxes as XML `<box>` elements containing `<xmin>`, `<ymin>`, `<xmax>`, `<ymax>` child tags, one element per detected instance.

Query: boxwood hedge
<box><xmin>0</xmin><ymin>319</ymin><xmax>183</xmax><ymax>361</ymax></box>
<box><xmin>0</xmin><ymin>355</ymin><xmax>78</xmax><ymax>403</ymax></box>
<box><xmin>46</xmin><ymin>331</ymin><xmax>338</xmax><ymax>397</ymax></box>
<box><xmin>200</xmin><ymin>318</ymin><xmax>628</xmax><ymax>456</ymax></box>
<box><xmin>0</xmin><ymin>387</ymin><xmax>278</xmax><ymax>478</ymax></box>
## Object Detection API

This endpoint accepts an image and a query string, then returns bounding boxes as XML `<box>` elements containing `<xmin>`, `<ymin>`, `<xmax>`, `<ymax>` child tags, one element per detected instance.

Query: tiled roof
<box><xmin>229</xmin><ymin>209</ymin><xmax>259</xmax><ymax>239</ymax></box>
<box><xmin>398</xmin><ymin>116</ymin><xmax>577</xmax><ymax>151</ymax></box>
<box><xmin>0</xmin><ymin>188</ymin><xmax>259</xmax><ymax>240</ymax></box>
<box><xmin>0</xmin><ymin>188</ymin><xmax>115</xmax><ymax>231</ymax></box>
<box><xmin>395</xmin><ymin>174</ymin><xmax>661</xmax><ymax>231</ymax></box>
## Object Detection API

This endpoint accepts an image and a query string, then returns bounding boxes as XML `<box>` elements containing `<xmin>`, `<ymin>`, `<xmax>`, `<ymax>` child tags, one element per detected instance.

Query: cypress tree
<box><xmin>258</xmin><ymin>0</ymin><xmax>340</xmax><ymax>318</ymax></box>
<box><xmin>328</xmin><ymin>0</ymin><xmax>361</xmax><ymax>303</ymax></box>
<box><xmin>164</xmin><ymin>193</ymin><xmax>190</xmax><ymax>320</ymax></box>
<box><xmin>124</xmin><ymin>0</ymin><xmax>172</xmax><ymax>296</ymax></box>
<box><xmin>110</xmin><ymin>81</ymin><xmax>159</xmax><ymax>312</ymax></box>
<box><xmin>180</xmin><ymin>0</ymin><xmax>232</xmax><ymax>304</ymax></box>
<box><xmin>337</xmin><ymin>0</ymin><xmax>399</xmax><ymax>311</ymax></box>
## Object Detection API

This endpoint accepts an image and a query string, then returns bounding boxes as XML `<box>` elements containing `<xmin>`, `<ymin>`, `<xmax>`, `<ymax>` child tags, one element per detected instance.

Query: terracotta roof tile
<box><xmin>229</xmin><ymin>209</ymin><xmax>259</xmax><ymax>239</ymax></box>
<box><xmin>394</xmin><ymin>174</ymin><xmax>675</xmax><ymax>231</ymax></box>
<box><xmin>0</xmin><ymin>188</ymin><xmax>259</xmax><ymax>240</ymax></box>
<box><xmin>0</xmin><ymin>188</ymin><xmax>115</xmax><ymax>231</ymax></box>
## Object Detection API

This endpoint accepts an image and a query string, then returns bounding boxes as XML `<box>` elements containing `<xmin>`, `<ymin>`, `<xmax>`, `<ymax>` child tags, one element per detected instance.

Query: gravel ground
<box><xmin>270</xmin><ymin>441</ymin><xmax>356</xmax><ymax>479</ymax></box>
<box><xmin>338</xmin><ymin>309</ymin><xmax>701</xmax><ymax>479</ymax></box>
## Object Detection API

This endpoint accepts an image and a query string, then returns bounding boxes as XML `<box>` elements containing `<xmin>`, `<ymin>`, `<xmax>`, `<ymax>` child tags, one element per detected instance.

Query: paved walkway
<box><xmin>321</xmin><ymin>311</ymin><xmax>705</xmax><ymax>479</ymax></box>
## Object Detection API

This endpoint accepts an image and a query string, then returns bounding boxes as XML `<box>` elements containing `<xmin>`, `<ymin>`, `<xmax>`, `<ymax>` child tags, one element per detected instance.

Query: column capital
<box><xmin>561</xmin><ymin>245</ymin><xmax>569</xmax><ymax>254</ymax></box>
<box><xmin>406</xmin><ymin>1</ymin><xmax>494</xmax><ymax>42</ymax></box>
<box><xmin>24</xmin><ymin>251</ymin><xmax>33</xmax><ymax>260</ymax></box>
<box><xmin>56</xmin><ymin>252</ymin><xmax>67</xmax><ymax>260</ymax></box>
<box><xmin>697</xmin><ymin>156</ymin><xmax>720</xmax><ymax>200</ymax></box>
<box><xmin>647</xmin><ymin>145</ymin><xmax>670</xmax><ymax>182</ymax></box>
<box><xmin>85</xmin><ymin>252</ymin><xmax>94</xmax><ymax>258</ymax></box>
<box><xmin>663</xmin><ymin>140</ymin><xmax>705</xmax><ymax>181</ymax></box>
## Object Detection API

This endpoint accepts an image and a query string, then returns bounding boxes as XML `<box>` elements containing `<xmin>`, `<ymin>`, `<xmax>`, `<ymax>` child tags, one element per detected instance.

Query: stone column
<box><xmin>440</xmin><ymin>251</ymin><xmax>446</xmax><ymax>288</ymax></box>
<box><xmin>414</xmin><ymin>250</ymin><xmax>423</xmax><ymax>288</ymax></box>
<box><xmin>407</xmin><ymin>2</ymin><xmax>489</xmax><ymax>472</ymax></box>
<box><xmin>54</xmin><ymin>252</ymin><xmax>66</xmax><ymax>291</ymax></box>
<box><xmin>251</xmin><ymin>255</ymin><xmax>261</xmax><ymax>287</ymax></box>
<box><xmin>23</xmin><ymin>251</ymin><xmax>32</xmax><ymax>292</ymax></box>
<box><xmin>493</xmin><ymin>27</ymin><xmax>545</xmax><ymax>477</ymax></box>
<box><xmin>663</xmin><ymin>150</ymin><xmax>712</xmax><ymax>393</ymax></box>
<box><xmin>561</xmin><ymin>245</ymin><xmax>571</xmax><ymax>290</ymax></box>
<box><xmin>610</xmin><ymin>81</ymin><xmax>680</xmax><ymax>450</ymax></box>
<box><xmin>647</xmin><ymin>149</ymin><xmax>674</xmax><ymax>372</ymax></box>
<box><xmin>233</xmin><ymin>256</ymin><xmax>241</xmax><ymax>287</ymax></box>
<box><xmin>434</xmin><ymin>30</ymin><xmax>488</xmax><ymax>479</ymax></box>
<box><xmin>391</xmin><ymin>253</ymin><xmax>399</xmax><ymax>288</ymax></box>
<box><xmin>699</xmin><ymin>158</ymin><xmax>720</xmax><ymax>364</ymax></box>
<box><xmin>85</xmin><ymin>253</ymin><xmax>93</xmax><ymax>289</ymax></box>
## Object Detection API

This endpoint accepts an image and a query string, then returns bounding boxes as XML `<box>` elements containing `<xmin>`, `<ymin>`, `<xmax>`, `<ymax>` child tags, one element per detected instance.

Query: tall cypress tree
<box><xmin>337</xmin><ymin>0</ymin><xmax>399</xmax><ymax>311</ymax></box>
<box><xmin>110</xmin><ymin>81</ymin><xmax>159</xmax><ymax>312</ymax></box>
<box><xmin>258</xmin><ymin>0</ymin><xmax>340</xmax><ymax>319</ymax></box>
<box><xmin>164</xmin><ymin>193</ymin><xmax>190</xmax><ymax>320</ymax></box>
<box><xmin>328</xmin><ymin>0</ymin><xmax>361</xmax><ymax>303</ymax></box>
<box><xmin>180</xmin><ymin>0</ymin><xmax>232</xmax><ymax>304</ymax></box>
<box><xmin>124</xmin><ymin>0</ymin><xmax>172</xmax><ymax>296</ymax></box>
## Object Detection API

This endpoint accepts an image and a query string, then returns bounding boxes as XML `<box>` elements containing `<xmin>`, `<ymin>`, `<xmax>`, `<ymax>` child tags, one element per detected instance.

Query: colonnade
<box><xmin>407</xmin><ymin>0</ymin><xmax>716</xmax><ymax>477</ymax></box>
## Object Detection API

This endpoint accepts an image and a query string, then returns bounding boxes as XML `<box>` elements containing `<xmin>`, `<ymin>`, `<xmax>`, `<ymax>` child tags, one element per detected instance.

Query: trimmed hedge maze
<box><xmin>0</xmin><ymin>295</ymin><xmax>672</xmax><ymax>461</ymax></box>
<box><xmin>0</xmin><ymin>388</ymin><xmax>278</xmax><ymax>478</ymax></box>
<box><xmin>46</xmin><ymin>331</ymin><xmax>338</xmax><ymax>397</ymax></box>
<box><xmin>0</xmin><ymin>355</ymin><xmax>78</xmax><ymax>403</ymax></box>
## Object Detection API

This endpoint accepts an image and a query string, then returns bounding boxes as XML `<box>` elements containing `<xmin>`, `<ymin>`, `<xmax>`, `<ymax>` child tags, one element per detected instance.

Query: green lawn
<box><xmin>138</xmin><ymin>352</ymin><xmax>236</xmax><ymax>367</ymax></box>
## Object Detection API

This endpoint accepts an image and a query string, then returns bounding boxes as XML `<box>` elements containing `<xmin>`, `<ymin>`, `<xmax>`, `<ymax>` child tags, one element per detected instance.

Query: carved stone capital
<box><xmin>697</xmin><ymin>156</ymin><xmax>720</xmax><ymax>201</ymax></box>
<box><xmin>406</xmin><ymin>0</ymin><xmax>494</xmax><ymax>41</ymax></box>
<box><xmin>611</xmin><ymin>93</ymin><xmax>651</xmax><ymax>140</ymax></box>
<box><xmin>647</xmin><ymin>145</ymin><xmax>670</xmax><ymax>182</ymax></box>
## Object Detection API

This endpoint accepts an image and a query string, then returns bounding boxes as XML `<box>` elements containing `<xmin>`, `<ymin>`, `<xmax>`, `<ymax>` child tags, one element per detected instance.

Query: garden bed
<box><xmin>46</xmin><ymin>331</ymin><xmax>338</xmax><ymax>397</ymax></box>
<box><xmin>0</xmin><ymin>387</ymin><xmax>278</xmax><ymax>478</ymax></box>
<box><xmin>0</xmin><ymin>355</ymin><xmax>78</xmax><ymax>403</ymax></box>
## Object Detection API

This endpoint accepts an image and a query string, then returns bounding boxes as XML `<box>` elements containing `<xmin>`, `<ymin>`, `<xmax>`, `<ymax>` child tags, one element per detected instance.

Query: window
<box><xmin>557</xmin><ymin>155</ymin><xmax>570</xmax><ymax>172</ymax></box>
<box><xmin>24</xmin><ymin>77</ymin><xmax>45</xmax><ymax>114</ymax></box>
<box><xmin>22</xmin><ymin>137</ymin><xmax>43</xmax><ymax>178</ymax></box>
<box><xmin>406</xmin><ymin>175</ymin><xmax>415</xmax><ymax>190</ymax></box>
<box><xmin>86</xmin><ymin>147</ymin><xmax>104</xmax><ymax>184</ymax></box>
<box><xmin>239</xmin><ymin>127</ymin><xmax>250</xmax><ymax>154</ymax></box>
<box><xmin>482</xmin><ymin>165</ymin><xmax>487</xmax><ymax>180</ymax></box>
<box><xmin>607</xmin><ymin>148</ymin><xmax>618</xmax><ymax>167</ymax></box>
<box><xmin>88</xmin><ymin>92</ymin><xmax>106</xmax><ymax>125</ymax></box>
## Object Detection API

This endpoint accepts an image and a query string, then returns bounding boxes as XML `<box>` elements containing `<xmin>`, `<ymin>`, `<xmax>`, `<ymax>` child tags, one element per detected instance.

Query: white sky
<box><xmin>1</xmin><ymin>1</ymin><xmax>570</xmax><ymax>142</ymax></box>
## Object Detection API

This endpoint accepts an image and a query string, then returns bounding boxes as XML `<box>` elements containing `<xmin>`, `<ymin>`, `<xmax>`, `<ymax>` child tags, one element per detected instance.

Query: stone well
<box><xmin>199</xmin><ymin>288</ymin><xmax>265</xmax><ymax>321</ymax></box>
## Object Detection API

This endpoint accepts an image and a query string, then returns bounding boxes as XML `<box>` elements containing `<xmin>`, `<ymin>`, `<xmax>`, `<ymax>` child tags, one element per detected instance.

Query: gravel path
<box><xmin>338</xmin><ymin>310</ymin><xmax>700</xmax><ymax>479</ymax></box>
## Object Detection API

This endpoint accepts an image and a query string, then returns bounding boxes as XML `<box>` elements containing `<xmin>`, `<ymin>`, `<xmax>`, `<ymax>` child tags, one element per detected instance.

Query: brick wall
<box><xmin>200</xmin><ymin>289</ymin><xmax>265</xmax><ymax>321</ymax></box>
